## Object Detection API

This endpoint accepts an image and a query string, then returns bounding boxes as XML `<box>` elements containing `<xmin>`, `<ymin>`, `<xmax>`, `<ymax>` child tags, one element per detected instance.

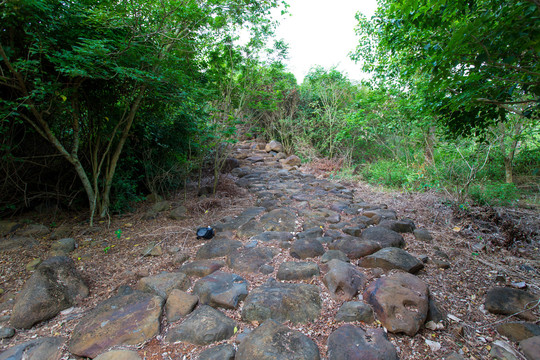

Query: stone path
<box><xmin>1</xmin><ymin>141</ymin><xmax>539</xmax><ymax>360</ymax></box>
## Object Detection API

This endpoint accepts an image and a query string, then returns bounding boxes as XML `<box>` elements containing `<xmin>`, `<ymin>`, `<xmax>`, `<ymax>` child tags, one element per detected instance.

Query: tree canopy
<box><xmin>353</xmin><ymin>0</ymin><xmax>540</xmax><ymax>134</ymax></box>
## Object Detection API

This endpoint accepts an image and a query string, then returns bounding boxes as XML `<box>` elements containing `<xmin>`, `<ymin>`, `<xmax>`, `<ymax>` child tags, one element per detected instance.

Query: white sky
<box><xmin>273</xmin><ymin>0</ymin><xmax>379</xmax><ymax>84</ymax></box>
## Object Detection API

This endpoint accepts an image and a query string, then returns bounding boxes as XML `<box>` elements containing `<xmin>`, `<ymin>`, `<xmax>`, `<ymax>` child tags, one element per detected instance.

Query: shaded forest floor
<box><xmin>0</xmin><ymin>145</ymin><xmax>539</xmax><ymax>359</ymax></box>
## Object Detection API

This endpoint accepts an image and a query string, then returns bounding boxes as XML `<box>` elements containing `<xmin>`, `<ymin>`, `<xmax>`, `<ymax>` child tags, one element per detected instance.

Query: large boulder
<box><xmin>193</xmin><ymin>271</ymin><xmax>248</xmax><ymax>309</ymax></box>
<box><xmin>363</xmin><ymin>272</ymin><xmax>429</xmax><ymax>336</ymax></box>
<box><xmin>11</xmin><ymin>256</ymin><xmax>89</xmax><ymax>329</ymax></box>
<box><xmin>68</xmin><ymin>289</ymin><xmax>163</xmax><ymax>358</ymax></box>
<box><xmin>164</xmin><ymin>305</ymin><xmax>236</xmax><ymax>345</ymax></box>
<box><xmin>327</xmin><ymin>325</ymin><xmax>398</xmax><ymax>360</ymax></box>
<box><xmin>236</xmin><ymin>319</ymin><xmax>320</xmax><ymax>360</ymax></box>
<box><xmin>242</xmin><ymin>280</ymin><xmax>321</xmax><ymax>324</ymax></box>
<box><xmin>485</xmin><ymin>287</ymin><xmax>539</xmax><ymax>321</ymax></box>
<box><xmin>323</xmin><ymin>259</ymin><xmax>365</xmax><ymax>301</ymax></box>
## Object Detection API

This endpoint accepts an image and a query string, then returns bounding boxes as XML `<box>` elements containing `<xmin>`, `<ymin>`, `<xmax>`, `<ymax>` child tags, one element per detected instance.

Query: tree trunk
<box><xmin>504</xmin><ymin>157</ymin><xmax>513</xmax><ymax>184</ymax></box>
<box><xmin>424</xmin><ymin>126</ymin><xmax>436</xmax><ymax>165</ymax></box>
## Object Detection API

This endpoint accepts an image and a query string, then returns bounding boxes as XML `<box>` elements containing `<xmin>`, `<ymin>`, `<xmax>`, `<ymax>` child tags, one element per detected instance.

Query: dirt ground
<box><xmin>0</xmin><ymin>162</ymin><xmax>539</xmax><ymax>359</ymax></box>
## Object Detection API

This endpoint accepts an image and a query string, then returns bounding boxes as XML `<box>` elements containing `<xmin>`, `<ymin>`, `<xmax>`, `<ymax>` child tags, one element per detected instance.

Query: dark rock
<box><xmin>193</xmin><ymin>271</ymin><xmax>248</xmax><ymax>309</ymax></box>
<box><xmin>51</xmin><ymin>237</ymin><xmax>76</xmax><ymax>253</ymax></box>
<box><xmin>321</xmin><ymin>250</ymin><xmax>350</xmax><ymax>263</ymax></box>
<box><xmin>179</xmin><ymin>260</ymin><xmax>225</xmax><ymax>277</ymax></box>
<box><xmin>164</xmin><ymin>305</ymin><xmax>236</xmax><ymax>345</ymax></box>
<box><xmin>414</xmin><ymin>228</ymin><xmax>433</xmax><ymax>242</ymax></box>
<box><xmin>69</xmin><ymin>291</ymin><xmax>163</xmax><ymax>358</ymax></box>
<box><xmin>25</xmin><ymin>258</ymin><xmax>42</xmax><ymax>272</ymax></box>
<box><xmin>359</xmin><ymin>247</ymin><xmax>424</xmax><ymax>274</ymax></box>
<box><xmin>327</xmin><ymin>325</ymin><xmax>398</xmax><ymax>360</ymax></box>
<box><xmin>259</xmin><ymin>264</ymin><xmax>275</xmax><ymax>274</ymax></box>
<box><xmin>379</xmin><ymin>219</ymin><xmax>416</xmax><ymax>233</ymax></box>
<box><xmin>363</xmin><ymin>272</ymin><xmax>429</xmax><ymax>336</ymax></box>
<box><xmin>195</xmin><ymin>238</ymin><xmax>242</xmax><ymax>259</ymax></box>
<box><xmin>362</xmin><ymin>209</ymin><xmax>397</xmax><ymax>221</ymax></box>
<box><xmin>236</xmin><ymin>319</ymin><xmax>320</xmax><ymax>360</ymax></box>
<box><xmin>199</xmin><ymin>344</ymin><xmax>236</xmax><ymax>360</ymax></box>
<box><xmin>0</xmin><ymin>221</ymin><xmax>19</xmax><ymax>236</ymax></box>
<box><xmin>165</xmin><ymin>289</ymin><xmax>198</xmax><ymax>322</ymax></box>
<box><xmin>221</xmin><ymin>158</ymin><xmax>240</xmax><ymax>173</ymax></box>
<box><xmin>328</xmin><ymin>237</ymin><xmax>381</xmax><ymax>259</ymax></box>
<box><xmin>251</xmin><ymin>231</ymin><xmax>293</xmax><ymax>243</ymax></box>
<box><xmin>11</xmin><ymin>256</ymin><xmax>89</xmax><ymax>329</ymax></box>
<box><xmin>497</xmin><ymin>322</ymin><xmax>540</xmax><ymax>342</ymax></box>
<box><xmin>520</xmin><ymin>335</ymin><xmax>540</xmax><ymax>360</ymax></box>
<box><xmin>136</xmin><ymin>272</ymin><xmax>191</xmax><ymax>299</ymax></box>
<box><xmin>335</xmin><ymin>301</ymin><xmax>374</xmax><ymax>323</ymax></box>
<box><xmin>485</xmin><ymin>287</ymin><xmax>539</xmax><ymax>321</ymax></box>
<box><xmin>242</xmin><ymin>281</ymin><xmax>321</xmax><ymax>324</ymax></box>
<box><xmin>0</xmin><ymin>337</ymin><xmax>65</xmax><ymax>360</ymax></box>
<box><xmin>360</xmin><ymin>226</ymin><xmax>405</xmax><ymax>248</ymax></box>
<box><xmin>265</xmin><ymin>140</ymin><xmax>283</xmax><ymax>153</ymax></box>
<box><xmin>259</xmin><ymin>208</ymin><xmax>297</xmax><ymax>232</ymax></box>
<box><xmin>227</xmin><ymin>247</ymin><xmax>278</xmax><ymax>273</ymax></box>
<box><xmin>343</xmin><ymin>225</ymin><xmax>366</xmax><ymax>237</ymax></box>
<box><xmin>427</xmin><ymin>296</ymin><xmax>446</xmax><ymax>323</ymax></box>
<box><xmin>297</xmin><ymin>227</ymin><xmax>324</xmax><ymax>240</ymax></box>
<box><xmin>49</xmin><ymin>225</ymin><xmax>71</xmax><ymax>240</ymax></box>
<box><xmin>290</xmin><ymin>238</ymin><xmax>325</xmax><ymax>259</ymax></box>
<box><xmin>0</xmin><ymin>236</ymin><xmax>38</xmax><ymax>251</ymax></box>
<box><xmin>0</xmin><ymin>325</ymin><xmax>15</xmax><ymax>339</ymax></box>
<box><xmin>432</xmin><ymin>258</ymin><xmax>451</xmax><ymax>269</ymax></box>
<box><xmin>277</xmin><ymin>261</ymin><xmax>320</xmax><ymax>280</ymax></box>
<box><xmin>323</xmin><ymin>259</ymin><xmax>365</xmax><ymax>301</ymax></box>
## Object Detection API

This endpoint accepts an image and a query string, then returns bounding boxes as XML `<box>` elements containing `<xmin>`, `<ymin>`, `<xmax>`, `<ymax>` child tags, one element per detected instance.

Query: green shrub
<box><xmin>361</xmin><ymin>160</ymin><xmax>413</xmax><ymax>188</ymax></box>
<box><xmin>469</xmin><ymin>182</ymin><xmax>519</xmax><ymax>206</ymax></box>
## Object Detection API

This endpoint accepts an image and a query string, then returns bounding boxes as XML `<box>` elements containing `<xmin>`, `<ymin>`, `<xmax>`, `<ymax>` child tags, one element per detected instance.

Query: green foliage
<box><xmin>353</xmin><ymin>0</ymin><xmax>540</xmax><ymax>134</ymax></box>
<box><xmin>469</xmin><ymin>183</ymin><xmax>520</xmax><ymax>206</ymax></box>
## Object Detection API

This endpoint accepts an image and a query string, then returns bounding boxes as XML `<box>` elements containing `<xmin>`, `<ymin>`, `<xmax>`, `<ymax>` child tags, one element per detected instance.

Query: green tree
<box><xmin>1</xmin><ymin>0</ymin><xmax>284</xmax><ymax>222</ymax></box>
<box><xmin>353</xmin><ymin>0</ymin><xmax>540</xmax><ymax>133</ymax></box>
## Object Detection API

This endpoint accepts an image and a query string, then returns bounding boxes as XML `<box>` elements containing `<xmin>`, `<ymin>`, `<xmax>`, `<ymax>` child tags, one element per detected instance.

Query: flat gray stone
<box><xmin>195</xmin><ymin>238</ymin><xmax>242</xmax><ymax>259</ymax></box>
<box><xmin>95</xmin><ymin>350</ymin><xmax>142</xmax><ymax>360</ymax></box>
<box><xmin>179</xmin><ymin>260</ymin><xmax>225</xmax><ymax>277</ymax></box>
<box><xmin>290</xmin><ymin>238</ymin><xmax>324</xmax><ymax>259</ymax></box>
<box><xmin>0</xmin><ymin>337</ymin><xmax>65</xmax><ymax>360</ymax></box>
<box><xmin>520</xmin><ymin>335</ymin><xmax>540</xmax><ymax>360</ymax></box>
<box><xmin>360</xmin><ymin>226</ymin><xmax>405</xmax><ymax>248</ymax></box>
<box><xmin>328</xmin><ymin>237</ymin><xmax>381</xmax><ymax>259</ymax></box>
<box><xmin>327</xmin><ymin>325</ymin><xmax>398</xmax><ymax>360</ymax></box>
<box><xmin>165</xmin><ymin>305</ymin><xmax>236</xmax><ymax>345</ymax></box>
<box><xmin>236</xmin><ymin>319</ymin><xmax>320</xmax><ymax>360</ymax></box>
<box><xmin>242</xmin><ymin>280</ymin><xmax>321</xmax><ymax>324</ymax></box>
<box><xmin>277</xmin><ymin>261</ymin><xmax>320</xmax><ymax>280</ymax></box>
<box><xmin>193</xmin><ymin>271</ymin><xmax>248</xmax><ymax>309</ymax></box>
<box><xmin>335</xmin><ymin>301</ymin><xmax>374</xmax><ymax>323</ymax></box>
<box><xmin>227</xmin><ymin>247</ymin><xmax>278</xmax><ymax>273</ymax></box>
<box><xmin>199</xmin><ymin>344</ymin><xmax>236</xmax><ymax>360</ymax></box>
<box><xmin>497</xmin><ymin>322</ymin><xmax>540</xmax><ymax>342</ymax></box>
<box><xmin>136</xmin><ymin>272</ymin><xmax>190</xmax><ymax>299</ymax></box>
<box><xmin>323</xmin><ymin>259</ymin><xmax>365</xmax><ymax>301</ymax></box>
<box><xmin>359</xmin><ymin>247</ymin><xmax>424</xmax><ymax>274</ymax></box>
<box><xmin>321</xmin><ymin>250</ymin><xmax>350</xmax><ymax>263</ymax></box>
